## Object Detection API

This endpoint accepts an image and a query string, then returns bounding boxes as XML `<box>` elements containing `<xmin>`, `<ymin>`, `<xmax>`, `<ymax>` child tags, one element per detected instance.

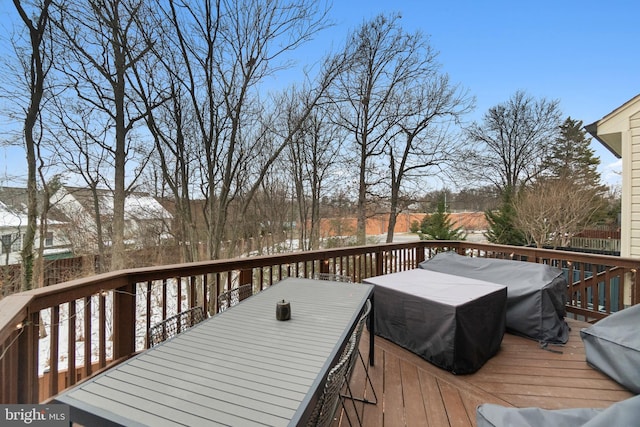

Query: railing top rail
<box><xmin>2</xmin><ymin>240</ymin><xmax>639</xmax><ymax>344</ymax></box>
<box><xmin>459</xmin><ymin>242</ymin><xmax>639</xmax><ymax>266</ymax></box>
<box><xmin>0</xmin><ymin>241</ymin><xmax>429</xmax><ymax>330</ymax></box>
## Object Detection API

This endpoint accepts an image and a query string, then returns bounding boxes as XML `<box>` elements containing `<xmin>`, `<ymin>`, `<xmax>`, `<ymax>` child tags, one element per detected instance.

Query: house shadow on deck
<box><xmin>334</xmin><ymin>318</ymin><xmax>634</xmax><ymax>427</ymax></box>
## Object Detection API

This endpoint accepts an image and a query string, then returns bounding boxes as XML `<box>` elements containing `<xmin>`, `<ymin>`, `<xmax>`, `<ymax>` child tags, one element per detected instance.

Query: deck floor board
<box><xmin>333</xmin><ymin>318</ymin><xmax>634</xmax><ymax>427</ymax></box>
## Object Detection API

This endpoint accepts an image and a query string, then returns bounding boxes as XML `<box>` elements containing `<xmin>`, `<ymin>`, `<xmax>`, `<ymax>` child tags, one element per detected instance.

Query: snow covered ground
<box><xmin>38</xmin><ymin>280</ymin><xmax>184</xmax><ymax>376</ymax></box>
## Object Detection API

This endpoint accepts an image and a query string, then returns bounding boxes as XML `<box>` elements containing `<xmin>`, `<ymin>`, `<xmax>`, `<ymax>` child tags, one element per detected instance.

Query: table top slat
<box><xmin>111</xmin><ymin>364</ymin><xmax>301</xmax><ymax>411</ymax></box>
<box><xmin>125</xmin><ymin>357</ymin><xmax>308</xmax><ymax>399</ymax></box>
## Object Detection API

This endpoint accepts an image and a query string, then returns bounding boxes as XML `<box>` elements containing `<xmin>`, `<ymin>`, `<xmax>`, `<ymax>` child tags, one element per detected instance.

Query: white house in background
<box><xmin>0</xmin><ymin>199</ymin><xmax>28</xmax><ymax>265</ymax></box>
<box><xmin>0</xmin><ymin>187</ymin><xmax>71</xmax><ymax>265</ymax></box>
<box><xmin>50</xmin><ymin>186</ymin><xmax>173</xmax><ymax>253</ymax></box>
<box><xmin>585</xmin><ymin>94</ymin><xmax>640</xmax><ymax>260</ymax></box>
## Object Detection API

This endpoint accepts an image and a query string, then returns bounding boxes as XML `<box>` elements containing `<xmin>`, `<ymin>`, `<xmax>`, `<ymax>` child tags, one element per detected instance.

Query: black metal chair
<box><xmin>147</xmin><ymin>306</ymin><xmax>206</xmax><ymax>347</ymax></box>
<box><xmin>341</xmin><ymin>299</ymin><xmax>377</xmax><ymax>426</ymax></box>
<box><xmin>315</xmin><ymin>271</ymin><xmax>377</xmax><ymax>426</ymax></box>
<box><xmin>307</xmin><ymin>334</ymin><xmax>356</xmax><ymax>427</ymax></box>
<box><xmin>217</xmin><ymin>283</ymin><xmax>254</xmax><ymax>312</ymax></box>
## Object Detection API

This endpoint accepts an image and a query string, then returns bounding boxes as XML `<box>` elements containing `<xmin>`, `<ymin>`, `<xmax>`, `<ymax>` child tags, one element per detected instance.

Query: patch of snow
<box><xmin>38</xmin><ymin>280</ymin><xmax>184</xmax><ymax>376</ymax></box>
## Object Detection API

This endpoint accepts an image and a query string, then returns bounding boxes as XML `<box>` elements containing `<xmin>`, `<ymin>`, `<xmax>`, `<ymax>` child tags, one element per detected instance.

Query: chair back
<box><xmin>346</xmin><ymin>299</ymin><xmax>371</xmax><ymax>377</ymax></box>
<box><xmin>316</xmin><ymin>272</ymin><xmax>353</xmax><ymax>283</ymax></box>
<box><xmin>307</xmin><ymin>337</ymin><xmax>355</xmax><ymax>427</ymax></box>
<box><xmin>147</xmin><ymin>306</ymin><xmax>206</xmax><ymax>347</ymax></box>
<box><xmin>218</xmin><ymin>283</ymin><xmax>254</xmax><ymax>312</ymax></box>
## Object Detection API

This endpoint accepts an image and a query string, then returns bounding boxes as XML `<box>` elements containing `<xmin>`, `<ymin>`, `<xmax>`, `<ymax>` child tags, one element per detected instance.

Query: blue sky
<box><xmin>1</xmin><ymin>0</ymin><xmax>637</xmax><ymax>187</ymax></box>
<box><xmin>318</xmin><ymin>0</ymin><xmax>637</xmax><ymax>186</ymax></box>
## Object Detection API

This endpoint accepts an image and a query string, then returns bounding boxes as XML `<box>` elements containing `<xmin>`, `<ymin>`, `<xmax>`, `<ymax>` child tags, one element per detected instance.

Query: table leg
<box><xmin>369</xmin><ymin>294</ymin><xmax>375</xmax><ymax>366</ymax></box>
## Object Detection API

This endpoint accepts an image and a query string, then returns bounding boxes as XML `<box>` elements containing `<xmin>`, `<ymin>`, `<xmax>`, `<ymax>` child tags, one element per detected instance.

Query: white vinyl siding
<box><xmin>630</xmin><ymin>111</ymin><xmax>640</xmax><ymax>258</ymax></box>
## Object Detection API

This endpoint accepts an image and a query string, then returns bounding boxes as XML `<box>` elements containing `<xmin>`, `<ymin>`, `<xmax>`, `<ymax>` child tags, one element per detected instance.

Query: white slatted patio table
<box><xmin>52</xmin><ymin>277</ymin><xmax>374</xmax><ymax>427</ymax></box>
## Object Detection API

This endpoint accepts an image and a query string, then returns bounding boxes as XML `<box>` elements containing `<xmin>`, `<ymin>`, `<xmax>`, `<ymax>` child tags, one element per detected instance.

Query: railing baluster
<box><xmin>49</xmin><ymin>306</ymin><xmax>59</xmax><ymax>396</ymax></box>
<box><xmin>83</xmin><ymin>296</ymin><xmax>92</xmax><ymax>378</ymax></box>
<box><xmin>614</xmin><ymin>269</ymin><xmax>624</xmax><ymax>312</ymax></box>
<box><xmin>176</xmin><ymin>277</ymin><xmax>183</xmax><ymax>334</ymax></box>
<box><xmin>99</xmin><ymin>293</ymin><xmax>106</xmax><ymax>369</ymax></box>
<box><xmin>146</xmin><ymin>281</ymin><xmax>152</xmax><ymax>348</ymax></box>
<box><xmin>176</xmin><ymin>277</ymin><xmax>182</xmax><ymax>315</ymax></box>
<box><xmin>68</xmin><ymin>301</ymin><xmax>76</xmax><ymax>387</ymax></box>
<box><xmin>592</xmin><ymin>264</ymin><xmax>600</xmax><ymax>312</ymax></box>
<box><xmin>604</xmin><ymin>267</ymin><xmax>612</xmax><ymax>313</ymax></box>
<box><xmin>190</xmin><ymin>276</ymin><xmax>196</xmax><ymax>309</ymax></box>
<box><xmin>162</xmin><ymin>279</ymin><xmax>167</xmax><ymax>320</ymax></box>
<box><xmin>579</xmin><ymin>264</ymin><xmax>587</xmax><ymax>310</ymax></box>
<box><xmin>202</xmin><ymin>274</ymin><xmax>209</xmax><ymax>314</ymax></box>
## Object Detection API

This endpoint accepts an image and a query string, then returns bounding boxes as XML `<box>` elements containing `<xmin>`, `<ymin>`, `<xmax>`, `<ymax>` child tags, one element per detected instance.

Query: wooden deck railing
<box><xmin>0</xmin><ymin>241</ymin><xmax>638</xmax><ymax>404</ymax></box>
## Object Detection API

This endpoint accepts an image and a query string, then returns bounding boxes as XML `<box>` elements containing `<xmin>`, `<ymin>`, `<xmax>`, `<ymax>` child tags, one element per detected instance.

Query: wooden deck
<box><xmin>335</xmin><ymin>318</ymin><xmax>634</xmax><ymax>427</ymax></box>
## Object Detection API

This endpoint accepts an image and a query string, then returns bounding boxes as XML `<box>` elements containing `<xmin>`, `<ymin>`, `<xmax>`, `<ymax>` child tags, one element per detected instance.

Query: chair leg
<box><xmin>356</xmin><ymin>349</ymin><xmax>378</xmax><ymax>405</ymax></box>
<box><xmin>341</xmin><ymin>378</ymin><xmax>362</xmax><ymax>426</ymax></box>
<box><xmin>342</xmin><ymin>350</ymin><xmax>377</xmax><ymax>404</ymax></box>
<box><xmin>340</xmin><ymin>349</ymin><xmax>377</xmax><ymax>426</ymax></box>
<box><xmin>338</xmin><ymin>393</ymin><xmax>355</xmax><ymax>427</ymax></box>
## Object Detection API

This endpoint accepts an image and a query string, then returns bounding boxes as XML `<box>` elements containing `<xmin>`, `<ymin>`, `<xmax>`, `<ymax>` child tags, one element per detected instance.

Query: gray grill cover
<box><xmin>476</xmin><ymin>394</ymin><xmax>640</xmax><ymax>427</ymax></box>
<box><xmin>419</xmin><ymin>252</ymin><xmax>569</xmax><ymax>344</ymax></box>
<box><xmin>580</xmin><ymin>304</ymin><xmax>640</xmax><ymax>393</ymax></box>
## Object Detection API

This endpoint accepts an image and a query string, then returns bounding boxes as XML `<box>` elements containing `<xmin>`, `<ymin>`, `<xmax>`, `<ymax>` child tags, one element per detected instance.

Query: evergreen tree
<box><xmin>542</xmin><ymin>117</ymin><xmax>606</xmax><ymax>191</ymax></box>
<box><xmin>420</xmin><ymin>197</ymin><xmax>466</xmax><ymax>240</ymax></box>
<box><xmin>484</xmin><ymin>189</ymin><xmax>528</xmax><ymax>246</ymax></box>
<box><xmin>540</xmin><ymin>116</ymin><xmax>609</xmax><ymax>223</ymax></box>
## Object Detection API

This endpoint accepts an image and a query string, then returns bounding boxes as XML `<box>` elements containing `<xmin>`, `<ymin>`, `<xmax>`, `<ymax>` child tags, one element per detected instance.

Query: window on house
<box><xmin>45</xmin><ymin>232</ymin><xmax>54</xmax><ymax>247</ymax></box>
<box><xmin>1</xmin><ymin>234</ymin><xmax>11</xmax><ymax>254</ymax></box>
<box><xmin>11</xmin><ymin>233</ymin><xmax>23</xmax><ymax>252</ymax></box>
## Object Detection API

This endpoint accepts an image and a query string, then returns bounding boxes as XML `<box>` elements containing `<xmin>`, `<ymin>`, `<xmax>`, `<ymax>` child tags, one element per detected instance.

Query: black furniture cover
<box><xmin>580</xmin><ymin>303</ymin><xmax>640</xmax><ymax>393</ymax></box>
<box><xmin>419</xmin><ymin>252</ymin><xmax>569</xmax><ymax>344</ymax></box>
<box><xmin>476</xmin><ymin>394</ymin><xmax>640</xmax><ymax>427</ymax></box>
<box><xmin>364</xmin><ymin>269</ymin><xmax>507</xmax><ymax>374</ymax></box>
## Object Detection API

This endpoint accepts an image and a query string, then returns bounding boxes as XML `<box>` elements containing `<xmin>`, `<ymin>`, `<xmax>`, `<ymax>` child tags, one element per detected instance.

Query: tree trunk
<box><xmin>356</xmin><ymin>137</ymin><xmax>368</xmax><ymax>245</ymax></box>
<box><xmin>14</xmin><ymin>0</ymin><xmax>53</xmax><ymax>291</ymax></box>
<box><xmin>110</xmin><ymin>15</ymin><xmax>128</xmax><ymax>271</ymax></box>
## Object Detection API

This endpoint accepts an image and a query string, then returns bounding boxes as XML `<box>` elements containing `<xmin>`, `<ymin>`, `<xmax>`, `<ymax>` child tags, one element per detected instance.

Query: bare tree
<box><xmin>12</xmin><ymin>0</ymin><xmax>53</xmax><ymax>290</ymax></box>
<box><xmin>284</xmin><ymin>88</ymin><xmax>346</xmax><ymax>250</ymax></box>
<box><xmin>385</xmin><ymin>75</ymin><xmax>474</xmax><ymax>242</ymax></box>
<box><xmin>513</xmin><ymin>178</ymin><xmax>605</xmax><ymax>248</ymax></box>
<box><xmin>138</xmin><ymin>0</ymin><xmax>225</xmax><ymax>261</ymax></box>
<box><xmin>49</xmin><ymin>102</ymin><xmax>114</xmax><ymax>270</ymax></box>
<box><xmin>332</xmin><ymin>13</ymin><xmax>438</xmax><ymax>245</ymax></box>
<box><xmin>151</xmin><ymin>0</ymin><xmax>336</xmax><ymax>259</ymax></box>
<box><xmin>137</xmin><ymin>80</ymin><xmax>202</xmax><ymax>263</ymax></box>
<box><xmin>51</xmin><ymin>0</ymin><xmax>155</xmax><ymax>270</ymax></box>
<box><xmin>465</xmin><ymin>90</ymin><xmax>562</xmax><ymax>194</ymax></box>
<box><xmin>126</xmin><ymin>11</ymin><xmax>198</xmax><ymax>262</ymax></box>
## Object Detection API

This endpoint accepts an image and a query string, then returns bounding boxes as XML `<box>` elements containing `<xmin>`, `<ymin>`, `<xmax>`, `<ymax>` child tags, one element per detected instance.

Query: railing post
<box><xmin>113</xmin><ymin>283</ymin><xmax>136</xmax><ymax>359</ymax></box>
<box><xmin>239</xmin><ymin>269</ymin><xmax>252</xmax><ymax>286</ymax></box>
<box><xmin>17</xmin><ymin>312</ymin><xmax>39</xmax><ymax>403</ymax></box>
<box><xmin>416</xmin><ymin>243</ymin><xmax>425</xmax><ymax>265</ymax></box>
<box><xmin>455</xmin><ymin>242</ymin><xmax>465</xmax><ymax>256</ymax></box>
<box><xmin>375</xmin><ymin>248</ymin><xmax>384</xmax><ymax>276</ymax></box>
<box><xmin>320</xmin><ymin>259</ymin><xmax>330</xmax><ymax>275</ymax></box>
